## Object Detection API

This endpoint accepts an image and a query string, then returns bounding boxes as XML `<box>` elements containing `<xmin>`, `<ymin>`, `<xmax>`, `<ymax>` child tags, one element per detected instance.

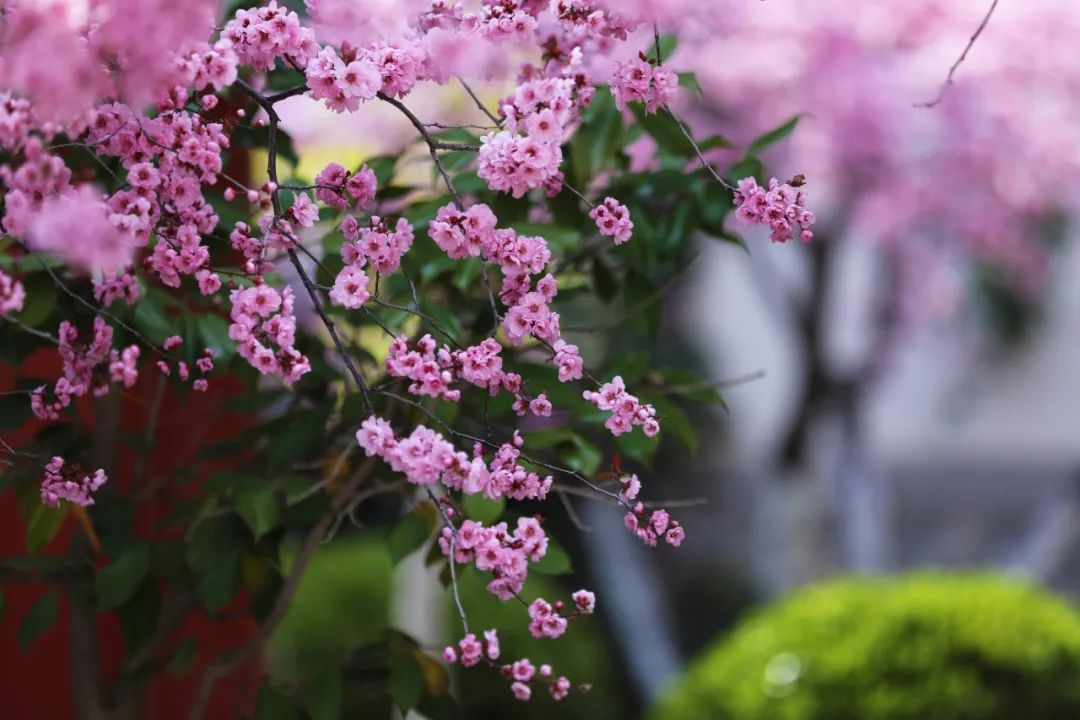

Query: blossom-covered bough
<box><xmin>0</xmin><ymin>0</ymin><xmax>817</xmax><ymax>714</ymax></box>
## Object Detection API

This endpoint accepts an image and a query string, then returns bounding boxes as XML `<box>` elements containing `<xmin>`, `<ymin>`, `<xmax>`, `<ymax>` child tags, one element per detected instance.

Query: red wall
<box><xmin>1</xmin><ymin>353</ymin><xmax>261</xmax><ymax>719</ymax></box>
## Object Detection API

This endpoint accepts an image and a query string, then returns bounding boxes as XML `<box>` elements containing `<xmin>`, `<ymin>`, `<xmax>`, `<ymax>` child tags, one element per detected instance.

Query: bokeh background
<box><xmin>265</xmin><ymin>1</ymin><xmax>1080</xmax><ymax>716</ymax></box>
<box><xmin>6</xmin><ymin>0</ymin><xmax>1080</xmax><ymax>717</ymax></box>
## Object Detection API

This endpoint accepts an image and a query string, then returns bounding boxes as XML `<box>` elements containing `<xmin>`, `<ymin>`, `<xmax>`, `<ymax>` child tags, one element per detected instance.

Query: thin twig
<box><xmin>456</xmin><ymin>77</ymin><xmax>502</xmax><ymax>127</ymax></box>
<box><xmin>425</xmin><ymin>486</ymin><xmax>469</xmax><ymax>635</ymax></box>
<box><xmin>378</xmin><ymin>92</ymin><xmax>465</xmax><ymax>208</ymax></box>
<box><xmin>235</xmin><ymin>77</ymin><xmax>375</xmax><ymax>414</ymax></box>
<box><xmin>917</xmin><ymin>0</ymin><xmax>1000</xmax><ymax>108</ymax></box>
<box><xmin>0</xmin><ymin>315</ymin><xmax>59</xmax><ymax>343</ymax></box>
<box><xmin>664</xmin><ymin>107</ymin><xmax>736</xmax><ymax>191</ymax></box>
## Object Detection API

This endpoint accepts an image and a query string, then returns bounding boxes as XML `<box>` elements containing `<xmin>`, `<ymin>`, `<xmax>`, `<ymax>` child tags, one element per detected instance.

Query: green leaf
<box><xmin>133</xmin><ymin>290</ymin><xmax>173</xmax><ymax>343</ymax></box>
<box><xmin>531</xmin><ymin>539</ymin><xmax>572</xmax><ymax>575</ymax></box>
<box><xmin>651</xmin><ymin>397</ymin><xmax>699</xmax><ymax>453</ymax></box>
<box><xmin>698</xmin><ymin>133</ymin><xmax>732</xmax><ymax>152</ymax></box>
<box><xmin>166</xmin><ymin>636</ymin><xmax>198</xmax><ymax>677</ymax></box>
<box><xmin>196</xmin><ymin>548</ymin><xmax>240</xmax><ymax>612</ymax></box>
<box><xmin>389</xmin><ymin>654</ymin><xmax>424</xmax><ymax>713</ymax></box>
<box><xmin>256</xmin><ymin>682</ymin><xmax>301</xmax><ymax>720</ymax></box>
<box><xmin>301</xmin><ymin>668</ymin><xmax>343</xmax><ymax>720</ymax></box>
<box><xmin>525</xmin><ymin>429</ymin><xmax>603</xmax><ymax>477</ymax></box>
<box><xmin>388</xmin><ymin>506</ymin><xmax>435</xmax><ymax>565</ymax></box>
<box><xmin>25</xmin><ymin>503</ymin><xmax>68</xmax><ymax>554</ymax></box>
<box><xmin>678</xmin><ymin>72</ymin><xmax>704</xmax><ymax>97</ymax></box>
<box><xmin>95</xmin><ymin>544</ymin><xmax>151</xmax><ymax>609</ymax></box>
<box><xmin>234</xmin><ymin>484</ymin><xmax>279</xmax><ymax>541</ymax></box>
<box><xmin>656</xmin><ymin>34</ymin><xmax>678</xmax><ymax>62</ymax></box>
<box><xmin>630</xmin><ymin>104</ymin><xmax>695</xmax><ymax>158</ymax></box>
<box><xmin>266</xmin><ymin>408</ymin><xmax>330</xmax><ymax>468</ymax></box>
<box><xmin>461</xmin><ymin>494</ymin><xmax>504</xmax><ymax>525</ymax></box>
<box><xmin>15</xmin><ymin>273</ymin><xmax>57</xmax><ymax>327</ymax></box>
<box><xmin>198</xmin><ymin>313</ymin><xmax>235</xmax><ymax>362</ymax></box>
<box><xmin>0</xmin><ymin>392</ymin><xmax>32</xmax><ymax>431</ymax></box>
<box><xmin>746</xmin><ymin>115</ymin><xmax>802</xmax><ymax>156</ymax></box>
<box><xmin>728</xmin><ymin>156</ymin><xmax>764</xmax><ymax>185</ymax></box>
<box><xmin>18</xmin><ymin>590</ymin><xmax>59</xmax><ymax>652</ymax></box>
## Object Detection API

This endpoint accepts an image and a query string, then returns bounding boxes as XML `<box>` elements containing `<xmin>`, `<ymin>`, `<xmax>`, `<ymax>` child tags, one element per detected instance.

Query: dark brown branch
<box><xmin>456</xmin><ymin>77</ymin><xmax>502</xmax><ymax>127</ymax></box>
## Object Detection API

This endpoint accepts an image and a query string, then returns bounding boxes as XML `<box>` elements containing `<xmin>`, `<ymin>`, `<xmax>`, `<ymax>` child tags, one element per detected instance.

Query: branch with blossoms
<box><xmin>0</xmin><ymin>0</ymin><xmax>816</xmax><ymax>714</ymax></box>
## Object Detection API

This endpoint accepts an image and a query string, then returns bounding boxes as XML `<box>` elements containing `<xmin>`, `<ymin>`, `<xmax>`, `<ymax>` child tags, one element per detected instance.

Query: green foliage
<box><xmin>651</xmin><ymin>572</ymin><xmax>1080</xmax><ymax>720</ymax></box>
<box><xmin>18</xmin><ymin>590</ymin><xmax>59</xmax><ymax>652</ymax></box>
<box><xmin>452</xmin><ymin>568</ymin><xmax>629</xmax><ymax>720</ymax></box>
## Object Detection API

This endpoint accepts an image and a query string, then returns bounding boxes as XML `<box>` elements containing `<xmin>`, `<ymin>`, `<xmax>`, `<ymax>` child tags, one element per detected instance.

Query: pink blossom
<box><xmin>550</xmin><ymin>676</ymin><xmax>572</xmax><ymax>700</ymax></box>
<box><xmin>30</xmin><ymin>186</ymin><xmax>143</xmax><ymax>275</ymax></box>
<box><xmin>583</xmin><ymin>375</ymin><xmax>659</xmax><ymax>437</ymax></box>
<box><xmin>511</xmin><ymin>659</ymin><xmax>536</xmax><ymax>682</ymax></box>
<box><xmin>478</xmin><ymin>131</ymin><xmax>563</xmax><ymax>198</ymax></box>
<box><xmin>0</xmin><ymin>270</ymin><xmax>26</xmax><ymax>315</ymax></box>
<box><xmin>458</xmin><ymin>633</ymin><xmax>483</xmax><ymax>667</ymax></box>
<box><xmin>529</xmin><ymin>393</ymin><xmax>552</xmax><ymax>417</ymax></box>
<box><xmin>733</xmin><ymin>177</ymin><xmax>815</xmax><ymax>244</ymax></box>
<box><xmin>589</xmin><ymin>197</ymin><xmax>634</xmax><ymax>245</ymax></box>
<box><xmin>611</xmin><ymin>58</ymin><xmax>677</xmax><ymax>114</ymax></box>
<box><xmin>571</xmin><ymin>589</ymin><xmax>596</xmax><ymax>614</ymax></box>
<box><xmin>329</xmin><ymin>265</ymin><xmax>371</xmax><ymax>309</ymax></box>
<box><xmin>484</xmin><ymin>628</ymin><xmax>500</xmax><ymax>660</ymax></box>
<box><xmin>40</xmin><ymin>457</ymin><xmax>107</xmax><ymax>508</ymax></box>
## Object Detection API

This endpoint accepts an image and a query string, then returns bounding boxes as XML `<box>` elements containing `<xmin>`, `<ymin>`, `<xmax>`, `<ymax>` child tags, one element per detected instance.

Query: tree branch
<box><xmin>917</xmin><ymin>0</ymin><xmax>1000</xmax><ymax>108</ymax></box>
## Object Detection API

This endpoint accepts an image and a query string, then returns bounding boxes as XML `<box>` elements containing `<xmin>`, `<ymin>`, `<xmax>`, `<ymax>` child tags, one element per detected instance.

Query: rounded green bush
<box><xmin>651</xmin><ymin>572</ymin><xmax>1080</xmax><ymax>720</ymax></box>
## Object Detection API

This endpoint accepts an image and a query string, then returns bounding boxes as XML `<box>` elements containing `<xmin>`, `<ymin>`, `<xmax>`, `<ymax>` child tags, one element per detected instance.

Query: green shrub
<box><xmin>651</xmin><ymin>572</ymin><xmax>1080</xmax><ymax>720</ymax></box>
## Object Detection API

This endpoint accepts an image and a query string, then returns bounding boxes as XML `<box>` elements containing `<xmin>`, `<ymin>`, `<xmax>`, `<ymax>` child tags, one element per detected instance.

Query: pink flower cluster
<box><xmin>0</xmin><ymin>0</ymin><xmax>218</xmax><ymax>123</ymax></box>
<box><xmin>31</xmin><ymin>317</ymin><xmax>139</xmax><ymax>420</ymax></box>
<box><xmin>366</xmin><ymin>40</ymin><xmax>428</xmax><ymax>99</ymax></box>
<box><xmin>500</xmin><ymin>77</ymin><xmax>580</xmax><ymax>141</ymax></box>
<box><xmin>222</xmin><ymin>1</ymin><xmax>318</xmax><ymax>72</ymax></box>
<box><xmin>357</xmin><ymin>415</ymin><xmax>484</xmax><ymax>487</ymax></box>
<box><xmin>342</xmin><ymin>215</ymin><xmax>414</xmax><ymax>274</ymax></box>
<box><xmin>357</xmin><ymin>415</ymin><xmax>552</xmax><ymax>501</ymax></box>
<box><xmin>477</xmin><ymin>131</ymin><xmax>563</xmax><ymax>199</ymax></box>
<box><xmin>552</xmin><ymin>339</ymin><xmax>584</xmax><ymax>382</ymax></box>
<box><xmin>527</xmin><ymin>598</ymin><xmax>568</xmax><ymax>639</ymax></box>
<box><xmin>611</xmin><ymin>58</ymin><xmax>678</xmax><ymax>114</ymax></box>
<box><xmin>477</xmin><ymin>435</ymin><xmax>554</xmax><ymax>501</ymax></box>
<box><xmin>313</xmin><ymin>162</ymin><xmax>377</xmax><ymax>211</ymax></box>
<box><xmin>427</xmin><ymin>202</ymin><xmax>588</xmax><ymax>384</ymax></box>
<box><xmin>589</xmin><ymin>197</ymin><xmax>633</xmax><ymax>245</ymax></box>
<box><xmin>0</xmin><ymin>269</ymin><xmax>25</xmax><ymax>315</ymax></box>
<box><xmin>553</xmin><ymin>0</ymin><xmax>637</xmax><ymax>41</ymax></box>
<box><xmin>475</xmin><ymin>0</ymin><xmax>539</xmax><ymax>42</ymax></box>
<box><xmin>441</xmin><ymin>626</ymin><xmax>576</xmax><ymax>701</ymax></box>
<box><xmin>624</xmin><ymin>504</ymin><xmax>685</xmax><ymax>547</ymax></box>
<box><xmin>305</xmin><ymin>47</ymin><xmax>381</xmax><ymax>113</ymax></box>
<box><xmin>385</xmin><ymin>334</ymin><xmax>462</xmax><ymax>401</ymax></box>
<box><xmin>93</xmin><ymin>270</ymin><xmax>140</xmax><ymax>307</ymax></box>
<box><xmin>40</xmin><ymin>457</ymin><xmax>108</xmax><ymax>508</ymax></box>
<box><xmin>733</xmin><ymin>177</ymin><xmax>816</xmax><ymax>244</ymax></box>
<box><xmin>154</xmin><ymin>336</ymin><xmax>214</xmax><ymax>392</ymax></box>
<box><xmin>228</xmin><ymin>284</ymin><xmax>311</xmax><ymax>384</ymax></box>
<box><xmin>443</xmin><ymin>628</ymin><xmax>501</xmax><ymax>667</ymax></box>
<box><xmin>583</xmin><ymin>376</ymin><xmax>660</xmax><ymax>437</ymax></box>
<box><xmin>75</xmin><ymin>101</ymin><xmax>228</xmax><ymax>292</ymax></box>
<box><xmin>439</xmin><ymin>516</ymin><xmax>549</xmax><ymax>600</ymax></box>
<box><xmin>28</xmin><ymin>185</ymin><xmax>143</xmax><ymax>276</ymax></box>
<box><xmin>428</xmin><ymin>203</ymin><xmax>499</xmax><ymax>260</ymax></box>
<box><xmin>329</xmin><ymin>264</ymin><xmax>371</xmax><ymax>309</ymax></box>
<box><xmin>617</xmin><ymin>469</ymin><xmax>684</xmax><ymax>546</ymax></box>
